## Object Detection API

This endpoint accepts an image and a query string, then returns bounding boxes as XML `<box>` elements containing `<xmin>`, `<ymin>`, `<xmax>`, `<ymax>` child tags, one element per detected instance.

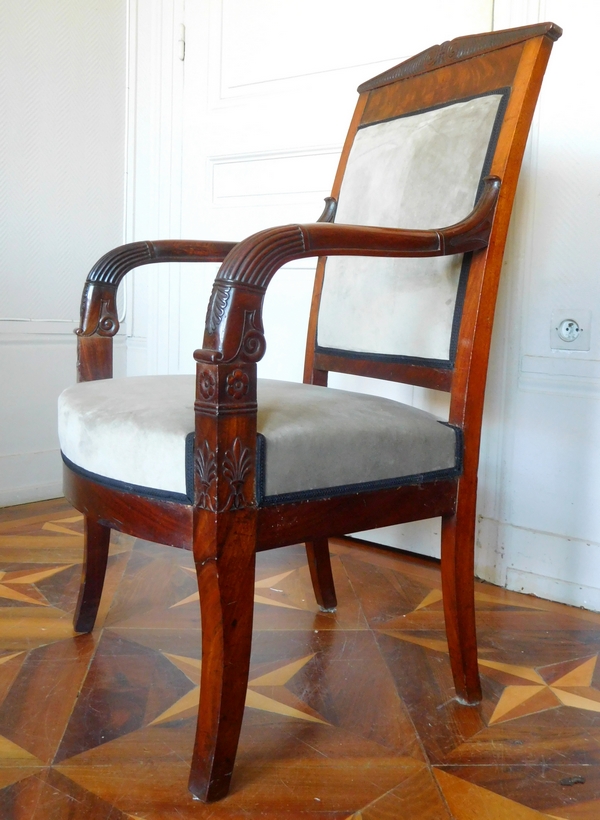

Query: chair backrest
<box><xmin>305</xmin><ymin>23</ymin><xmax>561</xmax><ymax>403</ymax></box>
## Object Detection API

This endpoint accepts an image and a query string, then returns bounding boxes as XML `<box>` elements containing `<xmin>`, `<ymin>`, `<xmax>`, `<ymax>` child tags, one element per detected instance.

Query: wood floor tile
<box><xmin>435</xmin><ymin>765</ymin><xmax>600</xmax><ymax>819</ymax></box>
<box><xmin>55</xmin><ymin>630</ymin><xmax>195</xmax><ymax>763</ymax></box>
<box><xmin>0</xmin><ymin>635</ymin><xmax>97</xmax><ymax>764</ymax></box>
<box><xmin>0</xmin><ymin>767</ymin><xmax>132</xmax><ymax>820</ymax></box>
<box><xmin>0</xmin><ymin>766</ymin><xmax>45</xmax><ymax>792</ymax></box>
<box><xmin>434</xmin><ymin>768</ymin><xmax>559</xmax><ymax>819</ymax></box>
<box><xmin>60</xmin><ymin>757</ymin><xmax>422</xmax><ymax>818</ymax></box>
<box><xmin>2</xmin><ymin>500</ymin><xmax>600</xmax><ymax>816</ymax></box>
<box><xmin>356</xmin><ymin>765</ymin><xmax>452</xmax><ymax>819</ymax></box>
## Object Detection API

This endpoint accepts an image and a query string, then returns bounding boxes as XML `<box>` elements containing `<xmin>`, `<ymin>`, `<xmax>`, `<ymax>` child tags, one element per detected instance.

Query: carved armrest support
<box><xmin>77</xmin><ymin>239</ymin><xmax>237</xmax><ymax>337</ymax></box>
<box><xmin>317</xmin><ymin>197</ymin><xmax>337</xmax><ymax>223</ymax></box>
<box><xmin>196</xmin><ymin>177</ymin><xmax>500</xmax><ymax>364</ymax></box>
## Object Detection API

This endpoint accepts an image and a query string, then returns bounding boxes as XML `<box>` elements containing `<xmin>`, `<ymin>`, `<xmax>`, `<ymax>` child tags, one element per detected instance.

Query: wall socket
<box><xmin>551</xmin><ymin>309</ymin><xmax>591</xmax><ymax>351</ymax></box>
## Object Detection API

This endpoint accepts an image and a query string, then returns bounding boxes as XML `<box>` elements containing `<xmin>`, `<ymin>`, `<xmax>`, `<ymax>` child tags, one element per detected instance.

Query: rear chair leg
<box><xmin>305</xmin><ymin>538</ymin><xmax>337</xmax><ymax>612</ymax></box>
<box><xmin>441</xmin><ymin>493</ymin><xmax>482</xmax><ymax>705</ymax></box>
<box><xmin>73</xmin><ymin>517</ymin><xmax>111</xmax><ymax>634</ymax></box>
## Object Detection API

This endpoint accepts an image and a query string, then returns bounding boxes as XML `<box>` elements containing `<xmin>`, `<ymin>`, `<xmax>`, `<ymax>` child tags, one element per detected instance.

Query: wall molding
<box><xmin>0</xmin><ymin>319</ymin><xmax>79</xmax><ymax>340</ymax></box>
<box><xmin>125</xmin><ymin>0</ymin><xmax>185</xmax><ymax>376</ymax></box>
<box><xmin>519</xmin><ymin>355</ymin><xmax>600</xmax><ymax>397</ymax></box>
<box><xmin>209</xmin><ymin>145</ymin><xmax>341</xmax><ymax>208</ymax></box>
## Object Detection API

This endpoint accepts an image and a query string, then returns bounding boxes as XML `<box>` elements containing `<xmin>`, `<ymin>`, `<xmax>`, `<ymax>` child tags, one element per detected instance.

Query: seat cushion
<box><xmin>58</xmin><ymin>376</ymin><xmax>460</xmax><ymax>504</ymax></box>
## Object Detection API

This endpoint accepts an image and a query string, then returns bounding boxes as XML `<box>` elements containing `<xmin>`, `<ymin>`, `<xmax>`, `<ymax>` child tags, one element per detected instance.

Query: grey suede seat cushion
<box><xmin>58</xmin><ymin>376</ymin><xmax>459</xmax><ymax>504</ymax></box>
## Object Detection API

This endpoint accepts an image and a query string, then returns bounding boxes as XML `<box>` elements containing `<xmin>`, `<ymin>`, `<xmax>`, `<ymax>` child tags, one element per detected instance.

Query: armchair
<box><xmin>58</xmin><ymin>22</ymin><xmax>561</xmax><ymax>802</ymax></box>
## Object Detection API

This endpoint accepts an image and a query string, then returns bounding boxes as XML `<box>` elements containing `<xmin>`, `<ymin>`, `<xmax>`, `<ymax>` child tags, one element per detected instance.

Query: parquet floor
<box><xmin>0</xmin><ymin>500</ymin><xmax>599</xmax><ymax>818</ymax></box>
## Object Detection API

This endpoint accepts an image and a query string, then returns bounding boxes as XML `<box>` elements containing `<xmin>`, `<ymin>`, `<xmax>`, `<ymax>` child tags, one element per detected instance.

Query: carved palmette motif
<box><xmin>195</xmin><ymin>441</ymin><xmax>218</xmax><ymax>511</ymax></box>
<box><xmin>222</xmin><ymin>438</ymin><xmax>252</xmax><ymax>510</ymax></box>
<box><xmin>194</xmin><ymin>437</ymin><xmax>253</xmax><ymax>512</ymax></box>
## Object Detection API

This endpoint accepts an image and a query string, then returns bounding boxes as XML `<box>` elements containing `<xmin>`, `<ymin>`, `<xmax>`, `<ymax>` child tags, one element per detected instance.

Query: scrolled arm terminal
<box><xmin>77</xmin><ymin>239</ymin><xmax>237</xmax><ymax>337</ymax></box>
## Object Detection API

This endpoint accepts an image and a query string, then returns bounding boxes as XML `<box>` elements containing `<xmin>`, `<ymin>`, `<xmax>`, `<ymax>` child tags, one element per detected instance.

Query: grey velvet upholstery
<box><xmin>58</xmin><ymin>376</ymin><xmax>459</xmax><ymax>502</ymax></box>
<box><xmin>317</xmin><ymin>92</ymin><xmax>505</xmax><ymax>363</ymax></box>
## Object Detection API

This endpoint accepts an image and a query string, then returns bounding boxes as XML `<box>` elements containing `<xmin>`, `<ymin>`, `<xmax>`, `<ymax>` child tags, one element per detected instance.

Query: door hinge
<box><xmin>178</xmin><ymin>24</ymin><xmax>186</xmax><ymax>61</ymax></box>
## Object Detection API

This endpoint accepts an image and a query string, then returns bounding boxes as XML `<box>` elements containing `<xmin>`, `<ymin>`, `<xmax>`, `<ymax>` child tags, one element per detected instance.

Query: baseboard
<box><xmin>506</xmin><ymin>567</ymin><xmax>600</xmax><ymax>612</ymax></box>
<box><xmin>0</xmin><ymin>482</ymin><xmax>63</xmax><ymax>508</ymax></box>
<box><xmin>477</xmin><ymin>515</ymin><xmax>600</xmax><ymax>611</ymax></box>
<box><xmin>0</xmin><ymin>450</ymin><xmax>63</xmax><ymax>508</ymax></box>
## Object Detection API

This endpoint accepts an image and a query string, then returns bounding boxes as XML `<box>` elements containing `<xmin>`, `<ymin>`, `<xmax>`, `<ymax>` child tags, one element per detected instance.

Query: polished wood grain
<box><xmin>61</xmin><ymin>23</ymin><xmax>562</xmax><ymax>802</ymax></box>
<box><xmin>1</xmin><ymin>499</ymin><xmax>600</xmax><ymax>818</ymax></box>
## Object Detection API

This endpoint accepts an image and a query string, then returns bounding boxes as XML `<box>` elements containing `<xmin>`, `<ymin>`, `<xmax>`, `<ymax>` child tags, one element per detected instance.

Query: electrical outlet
<box><xmin>551</xmin><ymin>309</ymin><xmax>591</xmax><ymax>351</ymax></box>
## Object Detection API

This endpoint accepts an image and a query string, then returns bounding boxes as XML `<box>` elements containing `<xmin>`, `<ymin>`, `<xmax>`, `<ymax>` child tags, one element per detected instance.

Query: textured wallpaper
<box><xmin>0</xmin><ymin>0</ymin><xmax>126</xmax><ymax>320</ymax></box>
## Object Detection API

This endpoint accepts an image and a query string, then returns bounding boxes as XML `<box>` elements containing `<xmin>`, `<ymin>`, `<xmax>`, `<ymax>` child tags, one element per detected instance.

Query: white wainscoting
<box><xmin>0</xmin><ymin>321</ymin><xmax>126</xmax><ymax>506</ymax></box>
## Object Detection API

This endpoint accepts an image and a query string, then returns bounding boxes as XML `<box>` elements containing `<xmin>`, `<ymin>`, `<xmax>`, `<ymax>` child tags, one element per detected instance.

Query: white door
<box><xmin>150</xmin><ymin>0</ymin><xmax>494</xmax><ymax>554</ymax></box>
<box><xmin>176</xmin><ymin>0</ymin><xmax>494</xmax><ymax>381</ymax></box>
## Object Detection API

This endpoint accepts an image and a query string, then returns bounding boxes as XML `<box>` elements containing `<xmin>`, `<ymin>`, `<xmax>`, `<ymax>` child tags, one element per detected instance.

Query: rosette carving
<box><xmin>198</xmin><ymin>370</ymin><xmax>217</xmax><ymax>401</ymax></box>
<box><xmin>226</xmin><ymin>369</ymin><xmax>249</xmax><ymax>399</ymax></box>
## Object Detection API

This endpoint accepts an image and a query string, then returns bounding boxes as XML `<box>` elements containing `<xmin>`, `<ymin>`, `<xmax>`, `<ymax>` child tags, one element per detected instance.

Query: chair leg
<box><xmin>441</xmin><ymin>491</ymin><xmax>482</xmax><ymax>705</ymax></box>
<box><xmin>188</xmin><ymin>515</ymin><xmax>256</xmax><ymax>802</ymax></box>
<box><xmin>73</xmin><ymin>517</ymin><xmax>111</xmax><ymax>634</ymax></box>
<box><xmin>305</xmin><ymin>538</ymin><xmax>337</xmax><ymax>612</ymax></box>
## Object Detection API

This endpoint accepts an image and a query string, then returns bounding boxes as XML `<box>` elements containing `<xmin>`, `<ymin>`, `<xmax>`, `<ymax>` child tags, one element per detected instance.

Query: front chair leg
<box><xmin>441</xmin><ymin>495</ymin><xmax>482</xmax><ymax>705</ymax></box>
<box><xmin>305</xmin><ymin>538</ymin><xmax>337</xmax><ymax>612</ymax></box>
<box><xmin>189</xmin><ymin>513</ymin><xmax>256</xmax><ymax>802</ymax></box>
<box><xmin>73</xmin><ymin>517</ymin><xmax>111</xmax><ymax>634</ymax></box>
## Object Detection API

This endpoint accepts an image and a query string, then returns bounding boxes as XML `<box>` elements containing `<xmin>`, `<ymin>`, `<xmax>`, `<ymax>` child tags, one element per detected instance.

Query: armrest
<box><xmin>76</xmin><ymin>239</ymin><xmax>236</xmax><ymax>382</ymax></box>
<box><xmin>77</xmin><ymin>239</ymin><xmax>237</xmax><ymax>338</ymax></box>
<box><xmin>74</xmin><ymin>198</ymin><xmax>336</xmax><ymax>380</ymax></box>
<box><xmin>197</xmin><ymin>177</ymin><xmax>500</xmax><ymax>364</ymax></box>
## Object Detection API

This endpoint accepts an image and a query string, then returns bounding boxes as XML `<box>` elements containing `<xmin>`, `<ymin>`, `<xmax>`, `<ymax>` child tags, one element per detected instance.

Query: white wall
<box><xmin>0</xmin><ymin>0</ymin><xmax>127</xmax><ymax>505</ymax></box>
<box><xmin>475</xmin><ymin>0</ymin><xmax>600</xmax><ymax>608</ymax></box>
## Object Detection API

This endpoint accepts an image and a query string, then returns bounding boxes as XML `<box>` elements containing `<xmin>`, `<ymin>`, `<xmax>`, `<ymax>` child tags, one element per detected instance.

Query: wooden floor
<box><xmin>0</xmin><ymin>500</ymin><xmax>599</xmax><ymax>818</ymax></box>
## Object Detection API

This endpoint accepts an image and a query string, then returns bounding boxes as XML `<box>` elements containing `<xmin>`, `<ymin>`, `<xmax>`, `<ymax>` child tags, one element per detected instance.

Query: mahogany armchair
<box><xmin>58</xmin><ymin>23</ymin><xmax>561</xmax><ymax>802</ymax></box>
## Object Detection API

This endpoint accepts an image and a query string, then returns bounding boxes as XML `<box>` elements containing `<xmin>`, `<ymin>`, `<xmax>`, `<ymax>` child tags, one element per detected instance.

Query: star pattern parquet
<box><xmin>0</xmin><ymin>498</ymin><xmax>600</xmax><ymax>817</ymax></box>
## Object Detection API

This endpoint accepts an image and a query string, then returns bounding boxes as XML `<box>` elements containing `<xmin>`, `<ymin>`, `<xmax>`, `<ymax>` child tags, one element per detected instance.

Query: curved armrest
<box><xmin>197</xmin><ymin>177</ymin><xmax>500</xmax><ymax>364</ymax></box>
<box><xmin>75</xmin><ymin>198</ymin><xmax>332</xmax><ymax>381</ymax></box>
<box><xmin>215</xmin><ymin>177</ymin><xmax>499</xmax><ymax>290</ymax></box>
<box><xmin>78</xmin><ymin>239</ymin><xmax>237</xmax><ymax>338</ymax></box>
